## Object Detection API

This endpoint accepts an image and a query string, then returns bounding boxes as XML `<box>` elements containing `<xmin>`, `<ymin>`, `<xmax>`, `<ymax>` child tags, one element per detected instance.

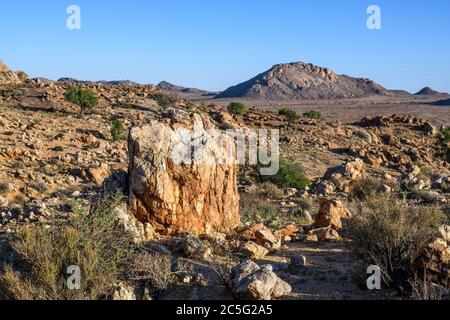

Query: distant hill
<box><xmin>215</xmin><ymin>61</ymin><xmax>389</xmax><ymax>100</ymax></box>
<box><xmin>415</xmin><ymin>87</ymin><xmax>448</xmax><ymax>96</ymax></box>
<box><xmin>157</xmin><ymin>81</ymin><xmax>217</xmax><ymax>99</ymax></box>
<box><xmin>57</xmin><ymin>78</ymin><xmax>140</xmax><ymax>86</ymax></box>
<box><xmin>157</xmin><ymin>81</ymin><xmax>214</xmax><ymax>95</ymax></box>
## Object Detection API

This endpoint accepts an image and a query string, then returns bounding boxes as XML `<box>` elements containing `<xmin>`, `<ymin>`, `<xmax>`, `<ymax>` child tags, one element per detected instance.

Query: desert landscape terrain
<box><xmin>0</xmin><ymin>59</ymin><xmax>449</xmax><ymax>301</ymax></box>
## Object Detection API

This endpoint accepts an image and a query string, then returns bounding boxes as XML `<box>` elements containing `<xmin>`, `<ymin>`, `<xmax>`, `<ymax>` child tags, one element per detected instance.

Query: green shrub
<box><xmin>262</xmin><ymin>159</ymin><xmax>310</xmax><ymax>190</ymax></box>
<box><xmin>278</xmin><ymin>108</ymin><xmax>300</xmax><ymax>122</ymax></box>
<box><xmin>441</xmin><ymin>127</ymin><xmax>450</xmax><ymax>143</ymax></box>
<box><xmin>303</xmin><ymin>110</ymin><xmax>322</xmax><ymax>119</ymax></box>
<box><xmin>64</xmin><ymin>87</ymin><xmax>99</xmax><ymax>116</ymax></box>
<box><xmin>0</xmin><ymin>195</ymin><xmax>136</xmax><ymax>300</ymax></box>
<box><xmin>53</xmin><ymin>146</ymin><xmax>64</xmax><ymax>152</ymax></box>
<box><xmin>345</xmin><ymin>195</ymin><xmax>444</xmax><ymax>291</ymax></box>
<box><xmin>440</xmin><ymin>127</ymin><xmax>450</xmax><ymax>163</ymax></box>
<box><xmin>153</xmin><ymin>92</ymin><xmax>177</xmax><ymax>108</ymax></box>
<box><xmin>227</xmin><ymin>102</ymin><xmax>247</xmax><ymax>116</ymax></box>
<box><xmin>111</xmin><ymin>119</ymin><xmax>125</xmax><ymax>142</ymax></box>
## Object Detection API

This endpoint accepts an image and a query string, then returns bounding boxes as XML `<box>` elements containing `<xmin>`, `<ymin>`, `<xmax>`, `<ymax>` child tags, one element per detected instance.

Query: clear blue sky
<box><xmin>1</xmin><ymin>0</ymin><xmax>449</xmax><ymax>93</ymax></box>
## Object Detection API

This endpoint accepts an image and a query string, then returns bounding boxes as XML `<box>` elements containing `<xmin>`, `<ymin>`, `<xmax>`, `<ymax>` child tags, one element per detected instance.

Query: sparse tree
<box><xmin>111</xmin><ymin>119</ymin><xmax>125</xmax><ymax>142</ymax></box>
<box><xmin>64</xmin><ymin>87</ymin><xmax>99</xmax><ymax>116</ymax></box>
<box><xmin>278</xmin><ymin>108</ymin><xmax>300</xmax><ymax>123</ymax></box>
<box><xmin>227</xmin><ymin>102</ymin><xmax>247</xmax><ymax>116</ymax></box>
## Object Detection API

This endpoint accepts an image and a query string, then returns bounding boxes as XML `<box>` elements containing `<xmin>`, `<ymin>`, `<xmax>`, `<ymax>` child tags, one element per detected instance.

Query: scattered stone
<box><xmin>241</xmin><ymin>241</ymin><xmax>270</xmax><ymax>259</ymax></box>
<box><xmin>232</xmin><ymin>260</ymin><xmax>292</xmax><ymax>300</ymax></box>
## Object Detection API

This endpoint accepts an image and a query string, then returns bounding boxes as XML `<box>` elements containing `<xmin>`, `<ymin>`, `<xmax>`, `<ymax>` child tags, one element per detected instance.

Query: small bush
<box><xmin>111</xmin><ymin>119</ymin><xmax>125</xmax><ymax>142</ymax></box>
<box><xmin>129</xmin><ymin>252</ymin><xmax>181</xmax><ymax>295</ymax></box>
<box><xmin>53</xmin><ymin>146</ymin><xmax>64</xmax><ymax>152</ymax></box>
<box><xmin>278</xmin><ymin>108</ymin><xmax>300</xmax><ymax>122</ymax></box>
<box><xmin>153</xmin><ymin>92</ymin><xmax>177</xmax><ymax>108</ymax></box>
<box><xmin>345</xmin><ymin>195</ymin><xmax>444</xmax><ymax>291</ymax></box>
<box><xmin>439</xmin><ymin>127</ymin><xmax>450</xmax><ymax>163</ymax></box>
<box><xmin>240</xmin><ymin>192</ymin><xmax>279</xmax><ymax>225</ymax></box>
<box><xmin>262</xmin><ymin>159</ymin><xmax>310</xmax><ymax>190</ymax></box>
<box><xmin>64</xmin><ymin>87</ymin><xmax>99</xmax><ymax>116</ymax></box>
<box><xmin>0</xmin><ymin>195</ymin><xmax>136</xmax><ymax>300</ymax></box>
<box><xmin>303</xmin><ymin>110</ymin><xmax>322</xmax><ymax>119</ymax></box>
<box><xmin>259</xmin><ymin>181</ymin><xmax>284</xmax><ymax>199</ymax></box>
<box><xmin>227</xmin><ymin>102</ymin><xmax>247</xmax><ymax>116</ymax></box>
<box><xmin>349</xmin><ymin>177</ymin><xmax>385</xmax><ymax>201</ymax></box>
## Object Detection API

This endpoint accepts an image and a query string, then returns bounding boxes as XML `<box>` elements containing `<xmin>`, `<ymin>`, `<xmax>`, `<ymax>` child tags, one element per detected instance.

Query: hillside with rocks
<box><xmin>0</xmin><ymin>60</ymin><xmax>449</xmax><ymax>301</ymax></box>
<box><xmin>216</xmin><ymin>62</ymin><xmax>389</xmax><ymax>100</ymax></box>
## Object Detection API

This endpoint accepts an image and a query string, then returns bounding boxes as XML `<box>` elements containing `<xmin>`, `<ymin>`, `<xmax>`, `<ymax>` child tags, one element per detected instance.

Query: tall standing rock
<box><xmin>128</xmin><ymin>109</ymin><xmax>240</xmax><ymax>236</ymax></box>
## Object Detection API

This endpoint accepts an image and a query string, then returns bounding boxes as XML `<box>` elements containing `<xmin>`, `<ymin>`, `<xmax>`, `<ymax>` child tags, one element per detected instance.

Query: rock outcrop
<box><xmin>216</xmin><ymin>61</ymin><xmax>387</xmax><ymax>100</ymax></box>
<box><xmin>128</xmin><ymin>109</ymin><xmax>240</xmax><ymax>236</ymax></box>
<box><xmin>0</xmin><ymin>61</ymin><xmax>20</xmax><ymax>83</ymax></box>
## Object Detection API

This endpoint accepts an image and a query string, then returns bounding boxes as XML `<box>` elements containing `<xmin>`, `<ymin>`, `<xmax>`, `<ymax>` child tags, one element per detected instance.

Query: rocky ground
<box><xmin>0</xmin><ymin>73</ymin><xmax>449</xmax><ymax>300</ymax></box>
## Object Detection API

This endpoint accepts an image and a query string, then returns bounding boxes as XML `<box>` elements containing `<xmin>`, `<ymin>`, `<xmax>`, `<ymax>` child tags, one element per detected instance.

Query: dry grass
<box><xmin>129</xmin><ymin>252</ymin><xmax>180</xmax><ymax>295</ymax></box>
<box><xmin>0</xmin><ymin>194</ymin><xmax>136</xmax><ymax>300</ymax></box>
<box><xmin>345</xmin><ymin>195</ymin><xmax>444</xmax><ymax>291</ymax></box>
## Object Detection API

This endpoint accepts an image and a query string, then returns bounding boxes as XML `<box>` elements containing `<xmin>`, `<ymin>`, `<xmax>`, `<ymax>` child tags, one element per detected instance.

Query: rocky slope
<box><xmin>216</xmin><ymin>62</ymin><xmax>389</xmax><ymax>100</ymax></box>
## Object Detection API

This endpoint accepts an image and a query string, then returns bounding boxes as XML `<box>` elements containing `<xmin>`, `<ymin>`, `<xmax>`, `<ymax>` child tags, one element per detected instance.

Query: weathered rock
<box><xmin>241</xmin><ymin>241</ymin><xmax>270</xmax><ymax>259</ymax></box>
<box><xmin>308</xmin><ymin>227</ymin><xmax>340</xmax><ymax>242</ymax></box>
<box><xmin>128</xmin><ymin>112</ymin><xmax>240</xmax><ymax>235</ymax></box>
<box><xmin>255</xmin><ymin>228</ymin><xmax>281</xmax><ymax>250</ymax></box>
<box><xmin>290</xmin><ymin>255</ymin><xmax>307</xmax><ymax>268</ymax></box>
<box><xmin>174</xmin><ymin>236</ymin><xmax>212</xmax><ymax>260</ymax></box>
<box><xmin>315</xmin><ymin>198</ymin><xmax>352</xmax><ymax>230</ymax></box>
<box><xmin>86</xmin><ymin>163</ymin><xmax>110</xmax><ymax>186</ymax></box>
<box><xmin>232</xmin><ymin>260</ymin><xmax>292</xmax><ymax>300</ymax></box>
<box><xmin>112</xmin><ymin>282</ymin><xmax>137</xmax><ymax>300</ymax></box>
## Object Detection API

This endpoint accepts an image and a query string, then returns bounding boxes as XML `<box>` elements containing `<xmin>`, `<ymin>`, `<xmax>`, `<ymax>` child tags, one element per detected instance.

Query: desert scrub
<box><xmin>278</xmin><ymin>108</ymin><xmax>300</xmax><ymax>122</ymax></box>
<box><xmin>152</xmin><ymin>92</ymin><xmax>177</xmax><ymax>108</ymax></box>
<box><xmin>0</xmin><ymin>194</ymin><xmax>137</xmax><ymax>300</ymax></box>
<box><xmin>111</xmin><ymin>119</ymin><xmax>125</xmax><ymax>142</ymax></box>
<box><xmin>240</xmin><ymin>192</ymin><xmax>279</xmax><ymax>225</ymax></box>
<box><xmin>439</xmin><ymin>127</ymin><xmax>450</xmax><ymax>163</ymax></box>
<box><xmin>261</xmin><ymin>159</ymin><xmax>310</xmax><ymax>190</ymax></box>
<box><xmin>344</xmin><ymin>195</ymin><xmax>444</xmax><ymax>291</ymax></box>
<box><xmin>349</xmin><ymin>177</ymin><xmax>385</xmax><ymax>201</ymax></box>
<box><xmin>303</xmin><ymin>110</ymin><xmax>322</xmax><ymax>119</ymax></box>
<box><xmin>227</xmin><ymin>102</ymin><xmax>247</xmax><ymax>116</ymax></box>
<box><xmin>129</xmin><ymin>252</ymin><xmax>189</xmax><ymax>296</ymax></box>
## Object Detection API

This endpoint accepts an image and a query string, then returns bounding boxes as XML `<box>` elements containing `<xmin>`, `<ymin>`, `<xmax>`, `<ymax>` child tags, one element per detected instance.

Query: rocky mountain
<box><xmin>415</xmin><ymin>87</ymin><xmax>446</xmax><ymax>96</ymax></box>
<box><xmin>215</xmin><ymin>62</ymin><xmax>388</xmax><ymax>100</ymax></box>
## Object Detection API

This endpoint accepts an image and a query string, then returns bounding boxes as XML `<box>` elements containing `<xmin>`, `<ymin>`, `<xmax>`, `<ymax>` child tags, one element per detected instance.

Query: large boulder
<box><xmin>315</xmin><ymin>198</ymin><xmax>352</xmax><ymax>230</ymax></box>
<box><xmin>128</xmin><ymin>110</ymin><xmax>240</xmax><ymax>236</ymax></box>
<box><xmin>232</xmin><ymin>260</ymin><xmax>292</xmax><ymax>300</ymax></box>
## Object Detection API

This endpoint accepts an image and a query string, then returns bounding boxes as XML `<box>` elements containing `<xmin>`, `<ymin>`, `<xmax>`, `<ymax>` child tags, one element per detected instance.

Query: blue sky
<box><xmin>1</xmin><ymin>0</ymin><xmax>449</xmax><ymax>92</ymax></box>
